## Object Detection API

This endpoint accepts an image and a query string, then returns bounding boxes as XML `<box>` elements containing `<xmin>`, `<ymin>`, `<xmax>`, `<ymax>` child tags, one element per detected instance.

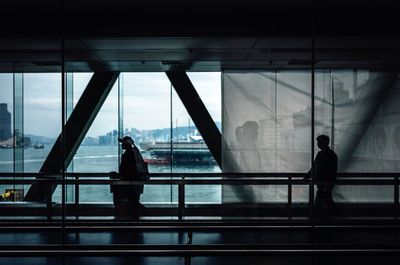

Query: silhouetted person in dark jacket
<box><xmin>305</xmin><ymin>135</ymin><xmax>337</xmax><ymax>218</ymax></box>
<box><xmin>110</xmin><ymin>136</ymin><xmax>147</xmax><ymax>220</ymax></box>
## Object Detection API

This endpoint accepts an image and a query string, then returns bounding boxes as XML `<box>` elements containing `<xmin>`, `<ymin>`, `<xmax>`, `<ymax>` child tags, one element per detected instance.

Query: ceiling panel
<box><xmin>81</xmin><ymin>38</ymin><xmax>257</xmax><ymax>50</ymax></box>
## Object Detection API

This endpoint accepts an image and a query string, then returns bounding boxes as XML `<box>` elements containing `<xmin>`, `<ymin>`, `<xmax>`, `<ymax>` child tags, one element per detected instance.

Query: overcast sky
<box><xmin>0</xmin><ymin>72</ymin><xmax>221</xmax><ymax>138</ymax></box>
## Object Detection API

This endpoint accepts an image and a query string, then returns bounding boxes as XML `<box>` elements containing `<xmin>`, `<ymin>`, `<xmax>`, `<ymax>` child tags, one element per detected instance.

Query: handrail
<box><xmin>0</xmin><ymin>172</ymin><xmax>398</xmax><ymax>222</ymax></box>
<box><xmin>0</xmin><ymin>172</ymin><xmax>398</xmax><ymax>178</ymax></box>
<box><xmin>0</xmin><ymin>245</ymin><xmax>399</xmax><ymax>256</ymax></box>
<box><xmin>2</xmin><ymin>222</ymin><xmax>400</xmax><ymax>230</ymax></box>
<box><xmin>0</xmin><ymin>178</ymin><xmax>396</xmax><ymax>185</ymax></box>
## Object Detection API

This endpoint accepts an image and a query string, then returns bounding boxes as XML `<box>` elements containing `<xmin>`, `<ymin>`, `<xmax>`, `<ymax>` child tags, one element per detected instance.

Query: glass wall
<box><xmin>64</xmin><ymin>73</ymin><xmax>93</xmax><ymax>203</ymax></box>
<box><xmin>23</xmin><ymin>73</ymin><xmax>62</xmax><ymax>204</ymax></box>
<box><xmin>72</xmin><ymin>73</ymin><xmax>118</xmax><ymax>174</ymax></box>
<box><xmin>188</xmin><ymin>72</ymin><xmax>221</xmax><ymax>131</ymax></box>
<box><xmin>171</xmin><ymin>73</ymin><xmax>220</xmax><ymax>174</ymax></box>
<box><xmin>176</xmin><ymin>73</ymin><xmax>222</xmax><ymax>203</ymax></box>
<box><xmin>122</xmin><ymin>73</ymin><xmax>174</xmax><ymax>204</ymax></box>
<box><xmin>0</xmin><ymin>38</ymin><xmax>64</xmax><ymax>238</ymax></box>
<box><xmin>70</xmin><ymin>74</ymin><xmax>119</xmax><ymax>203</ymax></box>
<box><xmin>314</xmin><ymin>70</ymin><xmax>399</xmax><ymax>202</ymax></box>
<box><xmin>23</xmin><ymin>73</ymin><xmax>62</xmax><ymax>172</ymax></box>
<box><xmin>1</xmin><ymin>68</ymin><xmax>399</xmax><ymax>210</ymax></box>
<box><xmin>120</xmin><ymin>72</ymin><xmax>222</xmax><ymax>204</ymax></box>
<box><xmin>56</xmin><ymin>72</ymin><xmax>223</xmax><ymax>205</ymax></box>
<box><xmin>0</xmin><ymin>74</ymin><xmax>13</xmax><ymax>173</ymax></box>
<box><xmin>221</xmin><ymin>71</ymin><xmax>312</xmax><ymax>203</ymax></box>
<box><xmin>220</xmin><ymin>69</ymin><xmax>400</xmax><ymax>204</ymax></box>
<box><xmin>122</xmin><ymin>73</ymin><xmax>171</xmax><ymax>173</ymax></box>
<box><xmin>1</xmin><ymin>71</ymin><xmax>224</xmax><ymax>206</ymax></box>
<box><xmin>0</xmin><ymin>74</ymin><xmax>14</xmax><ymax>199</ymax></box>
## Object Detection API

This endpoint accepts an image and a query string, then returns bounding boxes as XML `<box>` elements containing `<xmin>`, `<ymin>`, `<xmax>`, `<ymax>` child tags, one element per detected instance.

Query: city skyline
<box><xmin>0</xmin><ymin>107</ymin><xmax>221</xmax><ymax>147</ymax></box>
<box><xmin>0</xmin><ymin>72</ymin><xmax>221</xmax><ymax>138</ymax></box>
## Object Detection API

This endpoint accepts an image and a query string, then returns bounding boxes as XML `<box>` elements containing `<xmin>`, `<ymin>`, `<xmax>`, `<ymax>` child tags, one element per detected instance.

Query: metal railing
<box><xmin>0</xmin><ymin>172</ymin><xmax>398</xmax><ymax>219</ymax></box>
<box><xmin>0</xmin><ymin>173</ymin><xmax>399</xmax><ymax>259</ymax></box>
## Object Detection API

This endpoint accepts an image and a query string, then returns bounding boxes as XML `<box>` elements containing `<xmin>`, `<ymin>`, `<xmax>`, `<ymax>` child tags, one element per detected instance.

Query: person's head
<box><xmin>316</xmin><ymin>134</ymin><xmax>330</xmax><ymax>150</ymax></box>
<box><xmin>118</xmin><ymin>136</ymin><xmax>134</xmax><ymax>150</ymax></box>
<box><xmin>236</xmin><ymin>121</ymin><xmax>259</xmax><ymax>144</ymax></box>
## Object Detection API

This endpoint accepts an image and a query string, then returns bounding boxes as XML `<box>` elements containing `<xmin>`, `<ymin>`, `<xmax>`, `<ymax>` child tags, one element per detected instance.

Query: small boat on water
<box><xmin>141</xmin><ymin>141</ymin><xmax>216</xmax><ymax>165</ymax></box>
<box><xmin>144</xmin><ymin>157</ymin><xmax>170</xmax><ymax>165</ymax></box>
<box><xmin>33</xmin><ymin>142</ymin><xmax>44</xmax><ymax>149</ymax></box>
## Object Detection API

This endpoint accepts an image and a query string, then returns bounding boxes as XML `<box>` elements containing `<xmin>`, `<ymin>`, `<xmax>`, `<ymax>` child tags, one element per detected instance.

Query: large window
<box><xmin>183</xmin><ymin>72</ymin><xmax>222</xmax><ymax>203</ymax></box>
<box><xmin>70</xmin><ymin>73</ymin><xmax>119</xmax><ymax>203</ymax></box>
<box><xmin>2</xmin><ymin>70</ymin><xmax>399</xmax><ymax>206</ymax></box>
<box><xmin>0</xmin><ymin>74</ymin><xmax>13</xmax><ymax>173</ymax></box>
<box><xmin>314</xmin><ymin>70</ymin><xmax>399</xmax><ymax>202</ymax></box>
<box><xmin>23</xmin><ymin>74</ymin><xmax>62</xmax><ymax>203</ymax></box>
<box><xmin>0</xmin><ymin>74</ymin><xmax>14</xmax><ymax>200</ymax></box>
<box><xmin>120</xmin><ymin>72</ymin><xmax>222</xmax><ymax>203</ymax></box>
<box><xmin>122</xmin><ymin>73</ymin><xmax>173</xmax><ymax>203</ymax></box>
<box><xmin>221</xmin><ymin>71</ymin><xmax>311</xmax><ymax>203</ymax></box>
<box><xmin>23</xmin><ymin>74</ymin><xmax>61</xmax><ymax>172</ymax></box>
<box><xmin>172</xmin><ymin>72</ymin><xmax>221</xmax><ymax>173</ymax></box>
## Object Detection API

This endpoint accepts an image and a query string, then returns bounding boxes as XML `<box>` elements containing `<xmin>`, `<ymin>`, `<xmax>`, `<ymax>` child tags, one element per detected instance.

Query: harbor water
<box><xmin>0</xmin><ymin>146</ymin><xmax>221</xmax><ymax>204</ymax></box>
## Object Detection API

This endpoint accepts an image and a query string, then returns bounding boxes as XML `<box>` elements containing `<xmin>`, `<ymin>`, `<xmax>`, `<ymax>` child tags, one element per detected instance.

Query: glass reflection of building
<box><xmin>0</xmin><ymin>103</ymin><xmax>11</xmax><ymax>142</ymax></box>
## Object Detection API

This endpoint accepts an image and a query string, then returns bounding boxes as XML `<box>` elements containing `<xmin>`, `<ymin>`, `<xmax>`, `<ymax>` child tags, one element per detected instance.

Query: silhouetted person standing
<box><xmin>306</xmin><ymin>135</ymin><xmax>337</xmax><ymax>218</ymax></box>
<box><xmin>110</xmin><ymin>136</ymin><xmax>147</xmax><ymax>220</ymax></box>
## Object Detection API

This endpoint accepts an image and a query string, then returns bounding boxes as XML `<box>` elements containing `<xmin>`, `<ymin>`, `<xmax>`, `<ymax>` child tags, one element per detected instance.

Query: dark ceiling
<box><xmin>2</xmin><ymin>0</ymin><xmax>400</xmax><ymax>72</ymax></box>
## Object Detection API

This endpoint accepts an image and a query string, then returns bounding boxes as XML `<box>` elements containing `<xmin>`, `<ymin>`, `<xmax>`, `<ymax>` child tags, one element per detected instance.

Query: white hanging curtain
<box><xmin>221</xmin><ymin>70</ymin><xmax>400</xmax><ymax>203</ymax></box>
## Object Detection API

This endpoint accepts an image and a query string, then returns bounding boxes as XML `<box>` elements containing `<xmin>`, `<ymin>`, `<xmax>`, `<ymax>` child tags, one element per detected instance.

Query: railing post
<box><xmin>288</xmin><ymin>176</ymin><xmax>292</xmax><ymax>219</ymax></box>
<box><xmin>184</xmin><ymin>255</ymin><xmax>191</xmax><ymax>265</ymax></box>
<box><xmin>75</xmin><ymin>174</ymin><xmax>79</xmax><ymax>220</ymax></box>
<box><xmin>75</xmin><ymin>175</ymin><xmax>79</xmax><ymax>204</ymax></box>
<box><xmin>309</xmin><ymin>178</ymin><xmax>314</xmax><ymax>222</ymax></box>
<box><xmin>46</xmin><ymin>196</ymin><xmax>52</xmax><ymax>220</ymax></box>
<box><xmin>178</xmin><ymin>176</ymin><xmax>185</xmax><ymax>220</ymax></box>
<box><xmin>185</xmin><ymin>231</ymin><xmax>193</xmax><ymax>265</ymax></box>
<box><xmin>395</xmin><ymin>175</ymin><xmax>399</xmax><ymax>219</ymax></box>
<box><xmin>288</xmin><ymin>176</ymin><xmax>292</xmax><ymax>206</ymax></box>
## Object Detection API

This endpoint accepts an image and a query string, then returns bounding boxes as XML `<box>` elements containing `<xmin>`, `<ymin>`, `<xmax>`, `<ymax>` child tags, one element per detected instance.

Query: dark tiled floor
<box><xmin>1</xmin><ymin>229</ymin><xmax>399</xmax><ymax>246</ymax></box>
<box><xmin>2</xmin><ymin>256</ymin><xmax>400</xmax><ymax>265</ymax></box>
<box><xmin>1</xmin><ymin>229</ymin><xmax>400</xmax><ymax>265</ymax></box>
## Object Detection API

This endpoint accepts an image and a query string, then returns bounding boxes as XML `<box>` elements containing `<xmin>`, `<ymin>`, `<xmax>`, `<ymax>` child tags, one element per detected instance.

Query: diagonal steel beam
<box><xmin>25</xmin><ymin>71</ymin><xmax>120</xmax><ymax>202</ymax></box>
<box><xmin>165</xmin><ymin>71</ymin><xmax>222</xmax><ymax>168</ymax></box>
<box><xmin>335</xmin><ymin>72</ymin><xmax>397</xmax><ymax>171</ymax></box>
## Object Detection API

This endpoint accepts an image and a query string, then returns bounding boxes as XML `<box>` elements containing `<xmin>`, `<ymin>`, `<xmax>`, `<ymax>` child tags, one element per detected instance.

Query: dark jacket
<box><xmin>120</xmin><ymin>146</ymin><xmax>139</xmax><ymax>180</ymax></box>
<box><xmin>119</xmin><ymin>145</ymin><xmax>147</xmax><ymax>194</ymax></box>
<box><xmin>313</xmin><ymin>148</ymin><xmax>337</xmax><ymax>191</ymax></box>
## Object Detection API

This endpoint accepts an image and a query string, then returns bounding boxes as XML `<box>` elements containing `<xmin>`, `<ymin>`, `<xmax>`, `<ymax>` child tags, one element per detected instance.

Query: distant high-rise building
<box><xmin>0</xmin><ymin>103</ymin><xmax>11</xmax><ymax>141</ymax></box>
